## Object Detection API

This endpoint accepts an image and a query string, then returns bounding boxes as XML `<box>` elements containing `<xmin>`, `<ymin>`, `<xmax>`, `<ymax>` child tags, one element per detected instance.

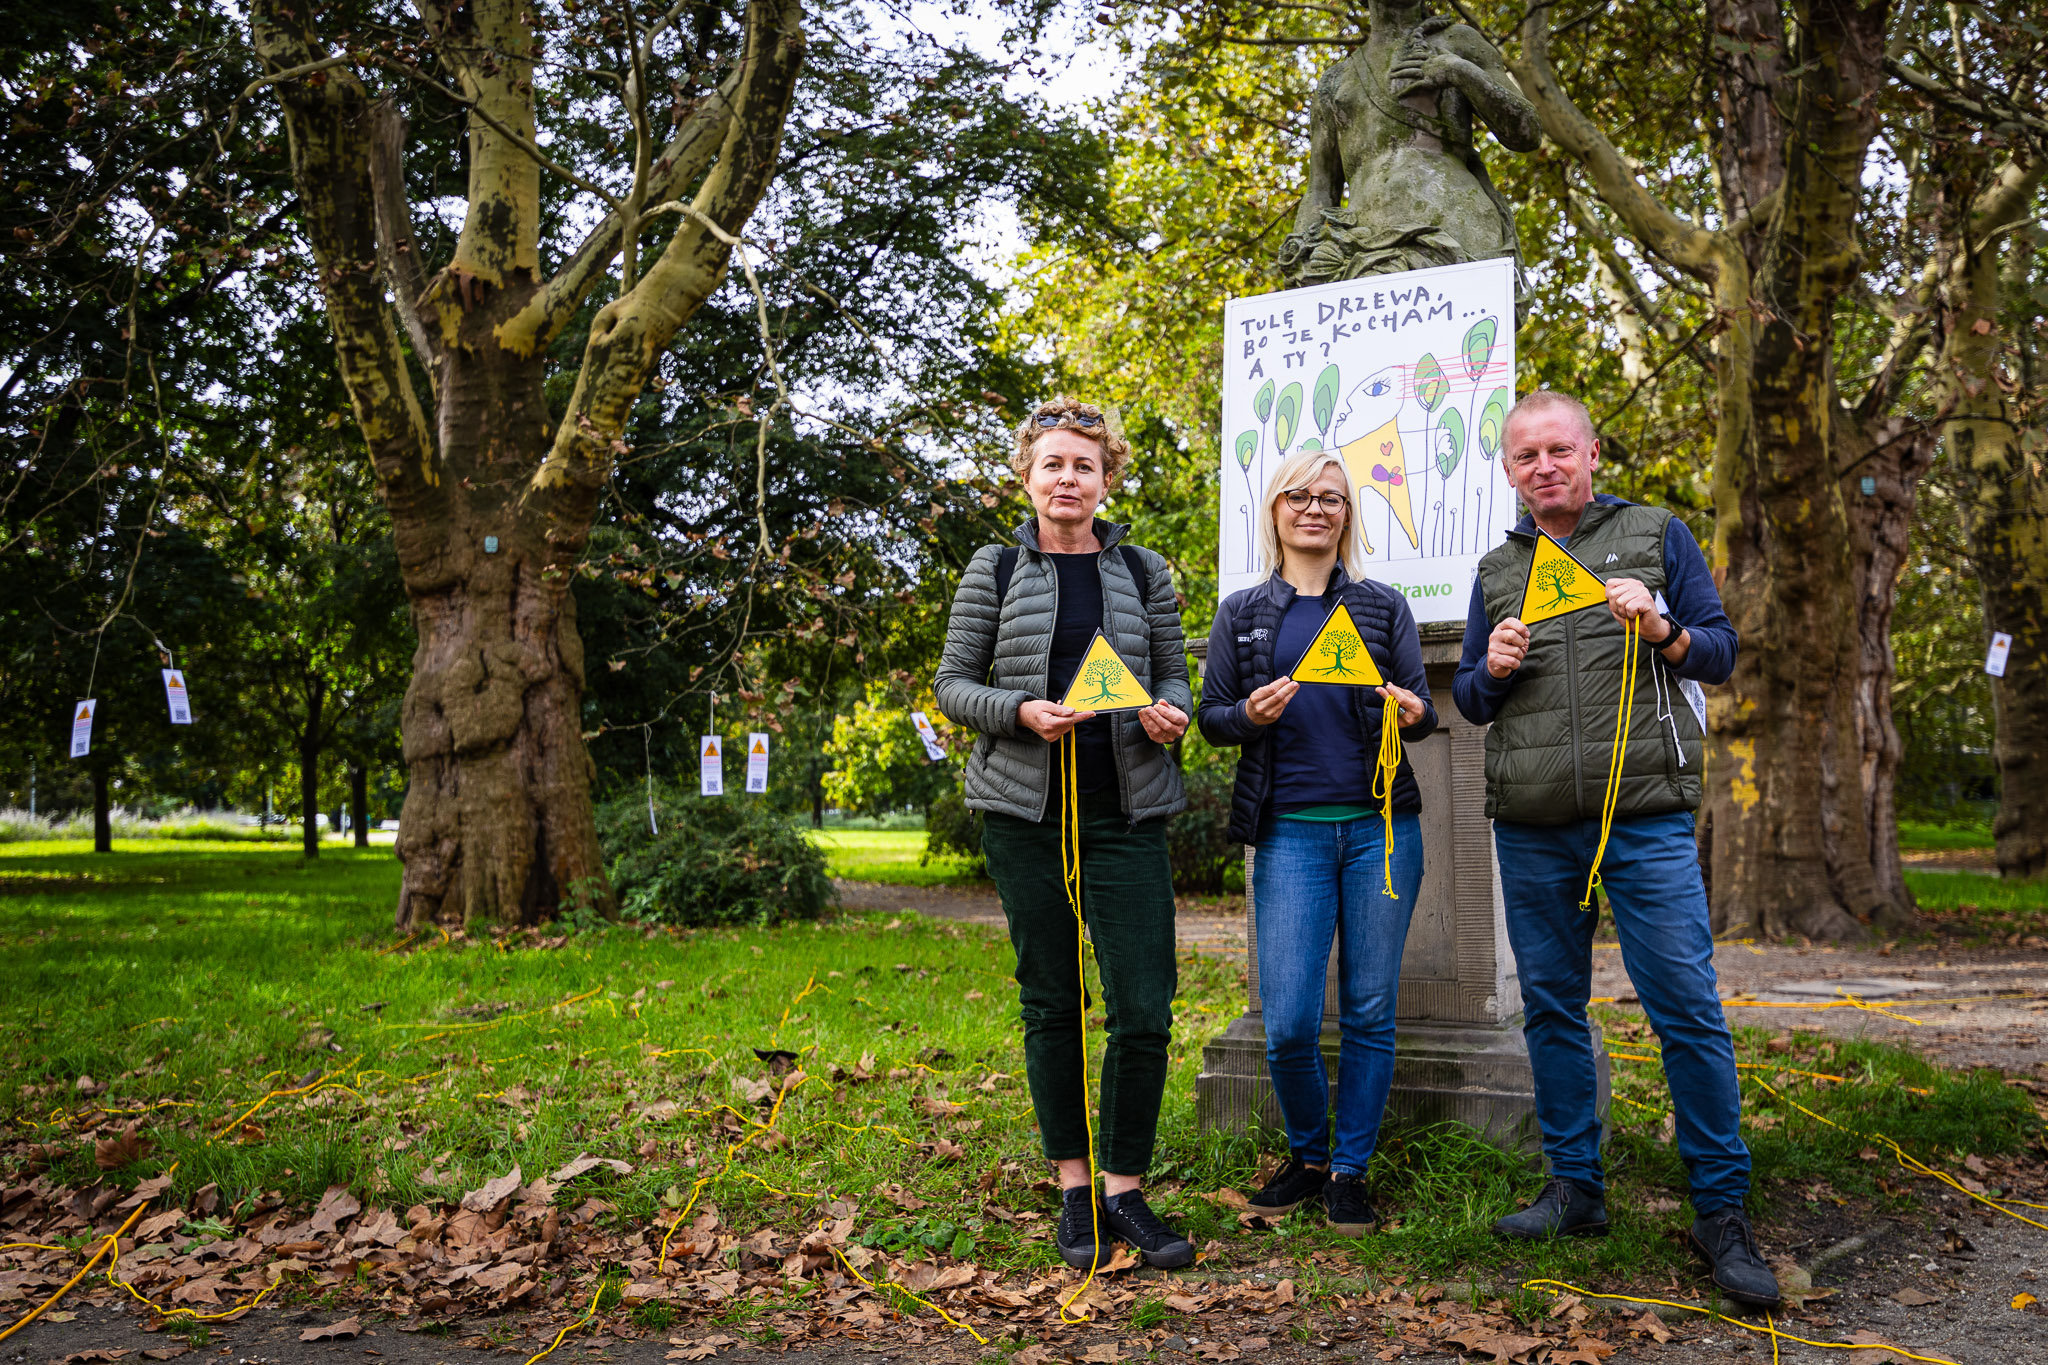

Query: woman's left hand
<box><xmin>1376</xmin><ymin>684</ymin><xmax>1428</xmax><ymax>727</ymax></box>
<box><xmin>1137</xmin><ymin>701</ymin><xmax>1190</xmax><ymax>744</ymax></box>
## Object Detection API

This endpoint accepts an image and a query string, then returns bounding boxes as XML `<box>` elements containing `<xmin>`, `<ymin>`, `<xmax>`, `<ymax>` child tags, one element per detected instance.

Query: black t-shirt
<box><xmin>1044</xmin><ymin>552</ymin><xmax>1117</xmax><ymax>794</ymax></box>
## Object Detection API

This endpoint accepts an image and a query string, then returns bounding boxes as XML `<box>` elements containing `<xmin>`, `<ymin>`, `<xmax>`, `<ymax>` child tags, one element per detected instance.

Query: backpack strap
<box><xmin>994</xmin><ymin>546</ymin><xmax>1020</xmax><ymax>605</ymax></box>
<box><xmin>993</xmin><ymin>543</ymin><xmax>1151</xmax><ymax>616</ymax></box>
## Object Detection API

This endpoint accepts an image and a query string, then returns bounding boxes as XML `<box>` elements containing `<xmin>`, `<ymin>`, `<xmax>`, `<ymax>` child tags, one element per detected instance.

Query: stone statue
<box><xmin>1280</xmin><ymin>2</ymin><xmax>1541</xmax><ymax>290</ymax></box>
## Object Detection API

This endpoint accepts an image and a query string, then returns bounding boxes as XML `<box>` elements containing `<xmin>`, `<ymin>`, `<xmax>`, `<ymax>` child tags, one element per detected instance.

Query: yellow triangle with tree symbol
<box><xmin>1517</xmin><ymin>529</ymin><xmax>1609</xmax><ymax>626</ymax></box>
<box><xmin>751</xmin><ymin>737</ymin><xmax>767</xmax><ymax>755</ymax></box>
<box><xmin>1290</xmin><ymin>602</ymin><xmax>1387</xmax><ymax>686</ymax></box>
<box><xmin>1057</xmin><ymin>630</ymin><xmax>1155</xmax><ymax>712</ymax></box>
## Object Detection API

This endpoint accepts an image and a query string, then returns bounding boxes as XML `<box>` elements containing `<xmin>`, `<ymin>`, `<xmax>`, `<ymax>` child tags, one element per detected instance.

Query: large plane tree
<box><xmin>250</xmin><ymin>0</ymin><xmax>804</xmax><ymax>925</ymax></box>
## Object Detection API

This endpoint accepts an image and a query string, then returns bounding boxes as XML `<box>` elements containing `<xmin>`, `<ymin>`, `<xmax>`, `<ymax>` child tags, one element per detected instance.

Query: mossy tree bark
<box><xmin>250</xmin><ymin>0</ymin><xmax>806</xmax><ymax>926</ymax></box>
<box><xmin>1515</xmin><ymin>0</ymin><xmax>1914</xmax><ymax>940</ymax></box>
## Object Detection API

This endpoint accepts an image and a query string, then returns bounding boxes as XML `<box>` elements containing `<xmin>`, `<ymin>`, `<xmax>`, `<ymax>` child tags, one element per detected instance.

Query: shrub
<box><xmin>596</xmin><ymin>782</ymin><xmax>833</xmax><ymax>928</ymax></box>
<box><xmin>1168</xmin><ymin>764</ymin><xmax>1242</xmax><ymax>895</ymax></box>
<box><xmin>922</xmin><ymin>786</ymin><xmax>986</xmax><ymax>874</ymax></box>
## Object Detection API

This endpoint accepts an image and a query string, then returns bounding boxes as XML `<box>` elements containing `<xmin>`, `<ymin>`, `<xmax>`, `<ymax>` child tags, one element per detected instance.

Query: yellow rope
<box><xmin>523</xmin><ymin>1275</ymin><xmax>606</xmax><ymax>1365</ymax></box>
<box><xmin>1055</xmin><ymin>730</ymin><xmax>1107</xmax><ymax>1324</ymax></box>
<box><xmin>826</xmin><ymin>1234</ymin><xmax>989</xmax><ymax>1344</ymax></box>
<box><xmin>1522</xmin><ymin>1279</ymin><xmax>1958</xmax><ymax>1364</ymax></box>
<box><xmin>1369</xmin><ymin>693</ymin><xmax>1401</xmax><ymax>897</ymax></box>
<box><xmin>0</xmin><ymin>1162</ymin><xmax>182</xmax><ymax>1345</ymax></box>
<box><xmin>1581</xmin><ymin>614</ymin><xmax>1640</xmax><ymax>910</ymax></box>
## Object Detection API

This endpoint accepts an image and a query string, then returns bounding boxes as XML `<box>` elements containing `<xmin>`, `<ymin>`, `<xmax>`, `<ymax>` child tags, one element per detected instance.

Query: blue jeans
<box><xmin>1252</xmin><ymin>811</ymin><xmax>1423</xmax><ymax>1177</ymax></box>
<box><xmin>1493</xmin><ymin>811</ymin><xmax>1750</xmax><ymax>1214</ymax></box>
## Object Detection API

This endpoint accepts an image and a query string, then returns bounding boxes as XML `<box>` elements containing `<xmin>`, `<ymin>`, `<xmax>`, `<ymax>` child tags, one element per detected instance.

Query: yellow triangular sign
<box><xmin>1517</xmin><ymin>530</ymin><xmax>1609</xmax><ymax>626</ymax></box>
<box><xmin>1290</xmin><ymin>602</ymin><xmax>1386</xmax><ymax>686</ymax></box>
<box><xmin>752</xmin><ymin>738</ymin><xmax>767</xmax><ymax>755</ymax></box>
<box><xmin>1057</xmin><ymin>631</ymin><xmax>1155</xmax><ymax>712</ymax></box>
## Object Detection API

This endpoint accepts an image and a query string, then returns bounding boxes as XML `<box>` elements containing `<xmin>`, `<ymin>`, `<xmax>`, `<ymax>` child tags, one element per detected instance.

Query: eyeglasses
<box><xmin>1282</xmin><ymin>490</ymin><xmax>1349</xmax><ymax>514</ymax></box>
<box><xmin>1034</xmin><ymin>411</ymin><xmax>1103</xmax><ymax>429</ymax></box>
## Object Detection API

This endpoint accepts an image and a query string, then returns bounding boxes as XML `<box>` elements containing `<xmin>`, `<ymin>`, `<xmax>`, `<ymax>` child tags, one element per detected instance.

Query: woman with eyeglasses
<box><xmin>933</xmin><ymin>396</ymin><xmax>1198</xmax><ymax>1271</ymax></box>
<box><xmin>1197</xmin><ymin>447</ymin><xmax>1435</xmax><ymax>1235</ymax></box>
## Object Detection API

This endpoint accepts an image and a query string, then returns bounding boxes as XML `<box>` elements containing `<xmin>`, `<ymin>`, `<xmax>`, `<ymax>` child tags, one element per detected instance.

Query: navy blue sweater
<box><xmin>1452</xmin><ymin>496</ymin><xmax>1737</xmax><ymax>726</ymax></box>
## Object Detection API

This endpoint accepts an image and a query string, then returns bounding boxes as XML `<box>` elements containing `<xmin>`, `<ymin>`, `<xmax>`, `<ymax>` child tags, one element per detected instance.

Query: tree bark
<box><xmin>301</xmin><ymin>679</ymin><xmax>324</xmax><ymax>858</ymax></box>
<box><xmin>251</xmin><ymin>0</ymin><xmax>807</xmax><ymax>926</ymax></box>
<box><xmin>1516</xmin><ymin>0</ymin><xmax>1903</xmax><ymax>940</ymax></box>
<box><xmin>351</xmin><ymin>762</ymin><xmax>371</xmax><ymax>848</ymax></box>
<box><xmin>92</xmin><ymin>763</ymin><xmax>110</xmax><ymax>854</ymax></box>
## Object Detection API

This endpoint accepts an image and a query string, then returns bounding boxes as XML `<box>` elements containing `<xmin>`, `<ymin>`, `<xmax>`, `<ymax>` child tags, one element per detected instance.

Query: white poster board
<box><xmin>745</xmin><ymin>733</ymin><xmax>769</xmax><ymax>793</ymax></box>
<box><xmin>162</xmin><ymin>669</ymin><xmax>193</xmax><ymax>724</ymax></box>
<box><xmin>70</xmin><ymin>699</ymin><xmax>96</xmax><ymax>758</ymax></box>
<box><xmin>699</xmin><ymin>735</ymin><xmax>723</xmax><ymax>796</ymax></box>
<box><xmin>1219</xmin><ymin>257</ymin><xmax>1518</xmax><ymax>622</ymax></box>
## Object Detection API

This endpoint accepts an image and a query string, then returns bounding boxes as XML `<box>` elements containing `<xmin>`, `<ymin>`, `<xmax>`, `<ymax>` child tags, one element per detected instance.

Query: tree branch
<box><xmin>366</xmin><ymin>99</ymin><xmax>440</xmax><ymax>379</ymax></box>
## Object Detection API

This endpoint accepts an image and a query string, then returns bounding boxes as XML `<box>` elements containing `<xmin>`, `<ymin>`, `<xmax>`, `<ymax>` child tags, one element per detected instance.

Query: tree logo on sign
<box><xmin>1535</xmin><ymin>559</ymin><xmax>1586</xmax><ymax>613</ymax></box>
<box><xmin>1318</xmin><ymin>628</ymin><xmax>1366</xmax><ymax>677</ymax></box>
<box><xmin>1082</xmin><ymin>657</ymin><xmax>1127</xmax><ymax>705</ymax></box>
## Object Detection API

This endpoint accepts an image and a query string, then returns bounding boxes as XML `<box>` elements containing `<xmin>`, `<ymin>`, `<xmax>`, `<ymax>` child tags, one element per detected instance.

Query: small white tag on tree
<box><xmin>162</xmin><ymin>669</ymin><xmax>193</xmax><ymax>724</ymax></box>
<box><xmin>746</xmin><ymin>733</ymin><xmax>769</xmax><ymax>792</ymax></box>
<box><xmin>1986</xmin><ymin>631</ymin><xmax>2013</xmax><ymax>678</ymax></box>
<box><xmin>699</xmin><ymin>735</ymin><xmax>723</xmax><ymax>795</ymax></box>
<box><xmin>70</xmin><ymin>699</ymin><xmax>96</xmax><ymax>757</ymax></box>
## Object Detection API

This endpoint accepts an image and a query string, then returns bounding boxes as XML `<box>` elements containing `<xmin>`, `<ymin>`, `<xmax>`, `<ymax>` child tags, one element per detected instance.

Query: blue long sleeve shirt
<box><xmin>1453</xmin><ymin>496</ymin><xmax>1737</xmax><ymax>726</ymax></box>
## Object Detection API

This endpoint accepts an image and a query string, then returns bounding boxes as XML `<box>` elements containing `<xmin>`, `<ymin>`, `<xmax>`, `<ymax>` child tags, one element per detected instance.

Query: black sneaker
<box><xmin>1101</xmin><ymin>1188</ymin><xmax>1195</xmax><ymax>1268</ymax></box>
<box><xmin>1687</xmin><ymin>1207</ymin><xmax>1782</xmax><ymax>1310</ymax></box>
<box><xmin>1056</xmin><ymin>1185</ymin><xmax>1113</xmax><ymax>1271</ymax></box>
<box><xmin>1248</xmin><ymin>1158</ymin><xmax>1328</xmax><ymax>1214</ymax></box>
<box><xmin>1493</xmin><ymin>1177</ymin><xmax>1609</xmax><ymax>1240</ymax></box>
<box><xmin>1322</xmin><ymin>1174</ymin><xmax>1381</xmax><ymax>1236</ymax></box>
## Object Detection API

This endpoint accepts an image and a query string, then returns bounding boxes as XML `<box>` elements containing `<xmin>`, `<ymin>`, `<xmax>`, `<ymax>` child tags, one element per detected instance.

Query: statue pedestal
<box><xmin>1193</xmin><ymin>629</ymin><xmax>1609</xmax><ymax>1157</ymax></box>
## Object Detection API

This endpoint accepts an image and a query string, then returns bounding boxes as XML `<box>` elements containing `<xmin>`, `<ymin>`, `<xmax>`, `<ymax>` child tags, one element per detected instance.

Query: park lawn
<box><xmin>0</xmin><ymin>841</ymin><xmax>2039</xmax><ymax>1340</ymax></box>
<box><xmin>808</xmin><ymin>827</ymin><xmax>985</xmax><ymax>887</ymax></box>
<box><xmin>1896</xmin><ymin>819</ymin><xmax>1994</xmax><ymax>851</ymax></box>
<box><xmin>1905</xmin><ymin>869</ymin><xmax>2048</xmax><ymax>939</ymax></box>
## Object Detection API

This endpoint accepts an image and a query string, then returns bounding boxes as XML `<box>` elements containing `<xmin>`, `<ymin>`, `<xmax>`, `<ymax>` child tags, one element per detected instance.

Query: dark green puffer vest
<box><xmin>1476</xmin><ymin>500</ymin><xmax>1705</xmax><ymax>824</ymax></box>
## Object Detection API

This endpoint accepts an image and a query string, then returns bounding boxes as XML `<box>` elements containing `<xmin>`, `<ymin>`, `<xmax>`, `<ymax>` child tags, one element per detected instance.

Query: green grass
<box><xmin>807</xmin><ymin>828</ymin><xmax>984</xmax><ymax>887</ymax></box>
<box><xmin>0</xmin><ymin>840</ymin><xmax>2038</xmax><ymax>1314</ymax></box>
<box><xmin>1897</xmin><ymin>819</ymin><xmax>1995</xmax><ymax>851</ymax></box>
<box><xmin>1905</xmin><ymin>869</ymin><xmax>2048</xmax><ymax>937</ymax></box>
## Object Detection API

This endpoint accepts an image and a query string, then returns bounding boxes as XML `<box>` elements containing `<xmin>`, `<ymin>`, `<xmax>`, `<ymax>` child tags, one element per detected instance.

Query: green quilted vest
<box><xmin>1475</xmin><ymin>500</ymin><xmax>1706</xmax><ymax>824</ymax></box>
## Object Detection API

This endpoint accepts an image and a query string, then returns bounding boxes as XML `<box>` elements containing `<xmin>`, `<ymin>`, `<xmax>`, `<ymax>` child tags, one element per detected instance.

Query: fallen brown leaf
<box><xmin>94</xmin><ymin>1126</ymin><xmax>152</xmax><ymax>1171</ymax></box>
<box><xmin>873</xmin><ymin>1182</ymin><xmax>927</xmax><ymax>1210</ymax></box>
<box><xmin>1013</xmin><ymin>1347</ymin><xmax>1052</xmax><ymax>1365</ymax></box>
<box><xmin>308</xmin><ymin>1184</ymin><xmax>361</xmax><ymax>1234</ymax></box>
<box><xmin>665</xmin><ymin>1333</ymin><xmax>737</xmax><ymax>1361</ymax></box>
<box><xmin>1838</xmin><ymin>1334</ymin><xmax>1915</xmax><ymax>1364</ymax></box>
<box><xmin>1080</xmin><ymin>1344</ymin><xmax>1122</xmax><ymax>1363</ymax></box>
<box><xmin>549</xmin><ymin>1153</ymin><xmax>634</xmax><ymax>1182</ymax></box>
<box><xmin>62</xmin><ymin>1351</ymin><xmax>127</xmax><ymax>1363</ymax></box>
<box><xmin>458</xmin><ymin>1166</ymin><xmax>523</xmax><ymax>1212</ymax></box>
<box><xmin>1890</xmin><ymin>1287</ymin><xmax>1940</xmax><ymax>1307</ymax></box>
<box><xmin>299</xmin><ymin>1316</ymin><xmax>362</xmax><ymax>1342</ymax></box>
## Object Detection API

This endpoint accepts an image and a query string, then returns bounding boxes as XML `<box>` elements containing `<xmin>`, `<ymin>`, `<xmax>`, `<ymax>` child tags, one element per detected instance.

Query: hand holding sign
<box><xmin>1245</xmin><ymin>677</ymin><xmax>1300</xmax><ymax>725</ymax></box>
<box><xmin>1018</xmin><ymin>700</ymin><xmax>1094</xmax><ymax>742</ymax></box>
<box><xmin>1486</xmin><ymin>618</ymin><xmax>1530</xmax><ymax>678</ymax></box>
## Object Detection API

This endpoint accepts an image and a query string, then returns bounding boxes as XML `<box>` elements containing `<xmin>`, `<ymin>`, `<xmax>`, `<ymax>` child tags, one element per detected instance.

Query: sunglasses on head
<box><xmin>1034</xmin><ymin>411</ymin><xmax>1103</xmax><ymax>429</ymax></box>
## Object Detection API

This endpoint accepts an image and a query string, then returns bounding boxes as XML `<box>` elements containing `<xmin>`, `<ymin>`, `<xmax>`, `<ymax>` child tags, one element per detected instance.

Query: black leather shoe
<box><xmin>1056</xmin><ymin>1185</ymin><xmax>1113</xmax><ymax>1270</ymax></box>
<box><xmin>1493</xmin><ymin>1177</ymin><xmax>1609</xmax><ymax>1240</ymax></box>
<box><xmin>1688</xmin><ymin>1207</ymin><xmax>1782</xmax><ymax>1309</ymax></box>
<box><xmin>1322</xmin><ymin>1174</ymin><xmax>1381</xmax><ymax>1236</ymax></box>
<box><xmin>1249</xmin><ymin>1158</ymin><xmax>1328</xmax><ymax>1214</ymax></box>
<box><xmin>1102</xmin><ymin>1189</ymin><xmax>1195</xmax><ymax>1268</ymax></box>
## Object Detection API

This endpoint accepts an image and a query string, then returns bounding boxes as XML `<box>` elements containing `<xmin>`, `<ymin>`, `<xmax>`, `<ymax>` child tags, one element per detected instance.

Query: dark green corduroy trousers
<box><xmin>981</xmin><ymin>787</ymin><xmax>1179</xmax><ymax>1175</ymax></box>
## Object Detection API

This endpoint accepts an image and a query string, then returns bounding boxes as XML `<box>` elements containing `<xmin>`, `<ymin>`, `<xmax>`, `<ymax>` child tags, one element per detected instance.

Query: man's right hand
<box><xmin>1487</xmin><ymin>618</ymin><xmax>1531</xmax><ymax>678</ymax></box>
<box><xmin>1245</xmin><ymin>677</ymin><xmax>1299</xmax><ymax>726</ymax></box>
<box><xmin>1019</xmin><ymin>699</ymin><xmax>1094</xmax><ymax>741</ymax></box>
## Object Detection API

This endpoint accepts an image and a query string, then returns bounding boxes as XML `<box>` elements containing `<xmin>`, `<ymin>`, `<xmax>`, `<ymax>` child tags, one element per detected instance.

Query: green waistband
<box><xmin>1276</xmin><ymin>802</ymin><xmax>1382</xmax><ymax>823</ymax></box>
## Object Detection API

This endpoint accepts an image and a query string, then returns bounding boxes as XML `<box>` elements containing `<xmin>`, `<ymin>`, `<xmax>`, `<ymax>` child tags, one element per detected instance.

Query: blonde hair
<box><xmin>1010</xmin><ymin>395</ymin><xmax>1131</xmax><ymax>489</ymax></box>
<box><xmin>1255</xmin><ymin>447</ymin><xmax>1369</xmax><ymax>581</ymax></box>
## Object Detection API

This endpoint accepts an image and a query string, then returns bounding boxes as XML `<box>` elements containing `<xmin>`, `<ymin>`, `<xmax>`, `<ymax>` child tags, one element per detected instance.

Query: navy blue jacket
<box><xmin>1200</xmin><ymin>568</ymin><xmax>1438</xmax><ymax>845</ymax></box>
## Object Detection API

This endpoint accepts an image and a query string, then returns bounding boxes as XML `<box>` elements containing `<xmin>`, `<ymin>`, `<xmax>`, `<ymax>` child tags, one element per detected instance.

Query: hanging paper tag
<box><xmin>1986</xmin><ymin>631</ymin><xmax>2013</xmax><ymax>678</ymax></box>
<box><xmin>162</xmin><ymin>669</ymin><xmax>193</xmax><ymax>724</ymax></box>
<box><xmin>746</xmin><ymin>733</ymin><xmax>769</xmax><ymax>792</ymax></box>
<box><xmin>699</xmin><ymin>735</ymin><xmax>724</xmax><ymax>796</ymax></box>
<box><xmin>70</xmin><ymin>700</ymin><xmax>97</xmax><ymax>757</ymax></box>
<box><xmin>909</xmin><ymin>710</ymin><xmax>947</xmax><ymax>762</ymax></box>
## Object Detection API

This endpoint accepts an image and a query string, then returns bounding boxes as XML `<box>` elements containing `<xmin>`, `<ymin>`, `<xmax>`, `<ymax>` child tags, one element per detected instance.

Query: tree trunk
<box><xmin>301</xmin><ymin>681</ymin><xmax>323</xmax><ymax>858</ymax></box>
<box><xmin>351</xmin><ymin>762</ymin><xmax>370</xmax><ymax>848</ymax></box>
<box><xmin>811</xmin><ymin>778</ymin><xmax>823</xmax><ymax>829</ymax></box>
<box><xmin>92</xmin><ymin>763</ymin><xmax>110</xmax><ymax>854</ymax></box>
<box><xmin>252</xmin><ymin>0</ymin><xmax>806</xmax><ymax>928</ymax></box>
<box><xmin>1841</xmin><ymin>414</ymin><xmax>1936</xmax><ymax>921</ymax></box>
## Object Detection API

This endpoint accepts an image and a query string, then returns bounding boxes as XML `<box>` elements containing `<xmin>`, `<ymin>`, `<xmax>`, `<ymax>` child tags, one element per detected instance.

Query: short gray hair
<box><xmin>1501</xmin><ymin>389</ymin><xmax>1596</xmax><ymax>449</ymax></box>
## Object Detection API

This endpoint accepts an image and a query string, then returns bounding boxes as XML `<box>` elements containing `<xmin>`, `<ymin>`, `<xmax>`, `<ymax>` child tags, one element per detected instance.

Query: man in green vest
<box><xmin>1452</xmin><ymin>390</ymin><xmax>1779</xmax><ymax>1310</ymax></box>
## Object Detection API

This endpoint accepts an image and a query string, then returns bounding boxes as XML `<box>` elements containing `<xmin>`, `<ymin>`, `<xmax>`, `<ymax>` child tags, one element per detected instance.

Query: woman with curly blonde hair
<box><xmin>933</xmin><ymin>396</ymin><xmax>1196</xmax><ymax>1271</ymax></box>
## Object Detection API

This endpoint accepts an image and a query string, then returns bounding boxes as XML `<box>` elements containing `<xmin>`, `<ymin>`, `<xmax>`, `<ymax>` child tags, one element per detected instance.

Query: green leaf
<box><xmin>1297</xmin><ymin>437</ymin><xmax>1323</xmax><ymax>452</ymax></box>
<box><xmin>1274</xmin><ymin>382</ymin><xmax>1303</xmax><ymax>452</ymax></box>
<box><xmin>1462</xmin><ymin>317</ymin><xmax>1498</xmax><ymax>383</ymax></box>
<box><xmin>1312</xmin><ymin>364</ymin><xmax>1341</xmax><ymax>435</ymax></box>
<box><xmin>1435</xmin><ymin>408</ymin><xmax>1466</xmax><ymax>478</ymax></box>
<box><xmin>1478</xmin><ymin>387</ymin><xmax>1511</xmax><ymax>458</ymax></box>
<box><xmin>1414</xmin><ymin>353</ymin><xmax>1448</xmax><ymax>412</ymax></box>
<box><xmin>1234</xmin><ymin>430</ymin><xmax>1258</xmax><ymax>470</ymax></box>
<box><xmin>1254</xmin><ymin>378</ymin><xmax>1274</xmax><ymax>423</ymax></box>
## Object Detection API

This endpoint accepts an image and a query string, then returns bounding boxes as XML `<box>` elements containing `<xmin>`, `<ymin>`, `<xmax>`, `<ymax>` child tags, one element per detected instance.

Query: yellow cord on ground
<box><xmin>1055</xmin><ymin>730</ymin><xmax>1107</xmax><ymax>1324</ymax></box>
<box><xmin>0</xmin><ymin>1162</ymin><xmax>176</xmax><ymax>1345</ymax></box>
<box><xmin>1581</xmin><ymin>614</ymin><xmax>1640</xmax><ymax>910</ymax></box>
<box><xmin>523</xmin><ymin>1275</ymin><xmax>605</xmax><ymax>1365</ymax></box>
<box><xmin>1522</xmin><ymin>1279</ymin><xmax>1958</xmax><ymax>1364</ymax></box>
<box><xmin>1369</xmin><ymin>692</ymin><xmax>1401</xmax><ymax>897</ymax></box>
<box><xmin>826</xmin><ymin>1235</ymin><xmax>989</xmax><ymax>1344</ymax></box>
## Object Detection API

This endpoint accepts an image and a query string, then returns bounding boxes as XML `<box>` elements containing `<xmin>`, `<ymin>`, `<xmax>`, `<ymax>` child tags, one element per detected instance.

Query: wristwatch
<box><xmin>1653</xmin><ymin>612</ymin><xmax>1684</xmax><ymax>652</ymax></box>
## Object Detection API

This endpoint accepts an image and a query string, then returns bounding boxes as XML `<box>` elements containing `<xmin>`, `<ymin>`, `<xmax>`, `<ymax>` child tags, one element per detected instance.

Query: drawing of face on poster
<box><xmin>1219</xmin><ymin>257</ymin><xmax>1518</xmax><ymax>623</ymax></box>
